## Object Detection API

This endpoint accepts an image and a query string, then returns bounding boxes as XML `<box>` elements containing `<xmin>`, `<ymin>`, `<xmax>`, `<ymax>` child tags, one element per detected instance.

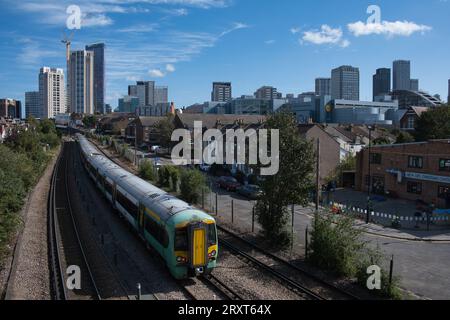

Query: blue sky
<box><xmin>0</xmin><ymin>0</ymin><xmax>449</xmax><ymax>109</ymax></box>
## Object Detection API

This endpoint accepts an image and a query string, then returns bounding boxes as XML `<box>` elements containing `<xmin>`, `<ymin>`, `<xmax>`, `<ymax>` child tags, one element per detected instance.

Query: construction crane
<box><xmin>62</xmin><ymin>30</ymin><xmax>74</xmax><ymax>113</ymax></box>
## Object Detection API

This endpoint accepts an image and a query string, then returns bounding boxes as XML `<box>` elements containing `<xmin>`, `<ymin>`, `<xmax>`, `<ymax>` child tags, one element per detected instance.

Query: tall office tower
<box><xmin>128</xmin><ymin>84</ymin><xmax>138</xmax><ymax>97</ymax></box>
<box><xmin>134</xmin><ymin>81</ymin><xmax>155</xmax><ymax>107</ymax></box>
<box><xmin>448</xmin><ymin>79</ymin><xmax>450</xmax><ymax>103</ymax></box>
<box><xmin>212</xmin><ymin>82</ymin><xmax>232</xmax><ymax>102</ymax></box>
<box><xmin>25</xmin><ymin>91</ymin><xmax>41</xmax><ymax>118</ymax></box>
<box><xmin>410</xmin><ymin>79</ymin><xmax>419</xmax><ymax>92</ymax></box>
<box><xmin>254</xmin><ymin>86</ymin><xmax>278</xmax><ymax>100</ymax></box>
<box><xmin>0</xmin><ymin>98</ymin><xmax>22</xmax><ymax>119</ymax></box>
<box><xmin>315</xmin><ymin>78</ymin><xmax>331</xmax><ymax>96</ymax></box>
<box><xmin>393</xmin><ymin>60</ymin><xmax>411</xmax><ymax>91</ymax></box>
<box><xmin>69</xmin><ymin>50</ymin><xmax>94</xmax><ymax>114</ymax></box>
<box><xmin>155</xmin><ymin>86</ymin><xmax>169</xmax><ymax>104</ymax></box>
<box><xmin>331</xmin><ymin>65</ymin><xmax>360</xmax><ymax>101</ymax></box>
<box><xmin>373</xmin><ymin>68</ymin><xmax>391</xmax><ymax>101</ymax></box>
<box><xmin>39</xmin><ymin>67</ymin><xmax>65</xmax><ymax>119</ymax></box>
<box><xmin>86</xmin><ymin>43</ymin><xmax>105</xmax><ymax>114</ymax></box>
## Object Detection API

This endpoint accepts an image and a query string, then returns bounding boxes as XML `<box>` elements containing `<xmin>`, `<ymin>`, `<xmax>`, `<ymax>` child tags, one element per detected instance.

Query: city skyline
<box><xmin>0</xmin><ymin>0</ymin><xmax>449</xmax><ymax>108</ymax></box>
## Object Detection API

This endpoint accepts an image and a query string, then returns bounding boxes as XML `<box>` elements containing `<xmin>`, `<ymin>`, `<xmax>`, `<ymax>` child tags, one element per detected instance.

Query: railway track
<box><xmin>201</xmin><ymin>274</ymin><xmax>244</xmax><ymax>300</ymax></box>
<box><xmin>49</xmin><ymin>143</ymin><xmax>101</xmax><ymax>300</ymax></box>
<box><xmin>218</xmin><ymin>226</ymin><xmax>360</xmax><ymax>300</ymax></box>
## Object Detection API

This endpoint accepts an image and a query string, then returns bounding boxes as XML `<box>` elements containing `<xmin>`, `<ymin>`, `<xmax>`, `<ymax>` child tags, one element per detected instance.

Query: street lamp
<box><xmin>366</xmin><ymin>125</ymin><xmax>374</xmax><ymax>224</ymax></box>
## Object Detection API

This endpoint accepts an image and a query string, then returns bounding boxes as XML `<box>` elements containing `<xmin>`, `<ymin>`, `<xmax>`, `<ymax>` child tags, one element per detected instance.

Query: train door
<box><xmin>188</xmin><ymin>223</ymin><xmax>208</xmax><ymax>270</ymax></box>
<box><xmin>138</xmin><ymin>204</ymin><xmax>145</xmax><ymax>238</ymax></box>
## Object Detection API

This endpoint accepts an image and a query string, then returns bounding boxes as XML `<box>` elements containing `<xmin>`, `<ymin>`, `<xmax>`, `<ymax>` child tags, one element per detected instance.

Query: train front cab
<box><xmin>171</xmin><ymin>217</ymin><xmax>218</xmax><ymax>279</ymax></box>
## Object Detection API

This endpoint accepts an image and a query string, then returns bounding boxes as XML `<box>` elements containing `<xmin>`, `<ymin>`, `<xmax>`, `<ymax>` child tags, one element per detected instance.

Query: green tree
<box><xmin>255</xmin><ymin>112</ymin><xmax>315</xmax><ymax>248</ymax></box>
<box><xmin>415</xmin><ymin>106</ymin><xmax>450</xmax><ymax>141</ymax></box>
<box><xmin>83</xmin><ymin>115</ymin><xmax>97</xmax><ymax>129</ymax></box>
<box><xmin>180</xmin><ymin>169</ymin><xmax>206</xmax><ymax>204</ymax></box>
<box><xmin>309</xmin><ymin>213</ymin><xmax>365</xmax><ymax>277</ymax></box>
<box><xmin>169</xmin><ymin>166</ymin><xmax>180</xmax><ymax>192</ymax></box>
<box><xmin>326</xmin><ymin>154</ymin><xmax>356</xmax><ymax>186</ymax></box>
<box><xmin>395</xmin><ymin>131</ymin><xmax>415</xmax><ymax>144</ymax></box>
<box><xmin>139</xmin><ymin>160</ymin><xmax>155</xmax><ymax>181</ymax></box>
<box><xmin>156</xmin><ymin>115</ymin><xmax>175</xmax><ymax>149</ymax></box>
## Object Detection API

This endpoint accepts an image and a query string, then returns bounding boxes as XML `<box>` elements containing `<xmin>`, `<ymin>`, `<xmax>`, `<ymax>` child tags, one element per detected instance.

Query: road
<box><xmin>207</xmin><ymin>183</ymin><xmax>450</xmax><ymax>300</ymax></box>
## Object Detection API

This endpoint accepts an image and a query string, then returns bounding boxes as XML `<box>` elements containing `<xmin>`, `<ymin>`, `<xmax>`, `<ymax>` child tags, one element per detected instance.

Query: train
<box><xmin>75</xmin><ymin>134</ymin><xmax>218</xmax><ymax>279</ymax></box>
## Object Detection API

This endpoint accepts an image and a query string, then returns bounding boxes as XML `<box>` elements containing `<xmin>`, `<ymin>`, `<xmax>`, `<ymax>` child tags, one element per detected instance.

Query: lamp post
<box><xmin>366</xmin><ymin>125</ymin><xmax>373</xmax><ymax>224</ymax></box>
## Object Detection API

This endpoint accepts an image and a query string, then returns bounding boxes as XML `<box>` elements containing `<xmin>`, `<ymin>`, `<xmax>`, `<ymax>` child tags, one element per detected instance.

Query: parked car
<box><xmin>237</xmin><ymin>185</ymin><xmax>263</xmax><ymax>200</ymax></box>
<box><xmin>150</xmin><ymin>145</ymin><xmax>161</xmax><ymax>152</ymax></box>
<box><xmin>199</xmin><ymin>164</ymin><xmax>211</xmax><ymax>172</ymax></box>
<box><xmin>217</xmin><ymin>176</ymin><xmax>241</xmax><ymax>192</ymax></box>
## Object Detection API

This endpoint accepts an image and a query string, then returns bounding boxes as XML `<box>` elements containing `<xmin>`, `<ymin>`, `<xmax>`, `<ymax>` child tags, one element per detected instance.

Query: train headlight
<box><xmin>209</xmin><ymin>250</ymin><xmax>217</xmax><ymax>258</ymax></box>
<box><xmin>176</xmin><ymin>256</ymin><xmax>183</xmax><ymax>263</ymax></box>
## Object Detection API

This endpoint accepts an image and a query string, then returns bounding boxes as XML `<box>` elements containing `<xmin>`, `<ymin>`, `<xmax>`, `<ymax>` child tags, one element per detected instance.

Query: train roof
<box><xmin>77</xmin><ymin>134</ymin><xmax>209</xmax><ymax>223</ymax></box>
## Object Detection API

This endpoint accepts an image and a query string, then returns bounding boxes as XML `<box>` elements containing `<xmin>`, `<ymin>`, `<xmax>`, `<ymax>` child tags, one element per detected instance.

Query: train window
<box><xmin>175</xmin><ymin>229</ymin><xmax>188</xmax><ymax>251</ymax></box>
<box><xmin>104</xmin><ymin>180</ymin><xmax>113</xmax><ymax>195</ymax></box>
<box><xmin>208</xmin><ymin>224</ymin><xmax>217</xmax><ymax>246</ymax></box>
<box><xmin>116</xmin><ymin>191</ymin><xmax>138</xmax><ymax>218</ymax></box>
<box><xmin>144</xmin><ymin>216</ymin><xmax>169</xmax><ymax>248</ymax></box>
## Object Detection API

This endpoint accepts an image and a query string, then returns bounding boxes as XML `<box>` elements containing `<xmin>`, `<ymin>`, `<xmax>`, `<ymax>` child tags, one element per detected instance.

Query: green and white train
<box><xmin>76</xmin><ymin>134</ymin><xmax>218</xmax><ymax>279</ymax></box>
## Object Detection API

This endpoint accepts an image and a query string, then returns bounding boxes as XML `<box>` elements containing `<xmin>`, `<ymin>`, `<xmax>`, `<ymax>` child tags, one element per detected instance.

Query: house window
<box><xmin>407</xmin><ymin>182</ymin><xmax>422</xmax><ymax>195</ymax></box>
<box><xmin>439</xmin><ymin>159</ymin><xmax>450</xmax><ymax>172</ymax></box>
<box><xmin>407</xmin><ymin>116</ymin><xmax>415</xmax><ymax>129</ymax></box>
<box><xmin>408</xmin><ymin>156</ymin><xmax>423</xmax><ymax>169</ymax></box>
<box><xmin>438</xmin><ymin>186</ymin><xmax>450</xmax><ymax>199</ymax></box>
<box><xmin>370</xmin><ymin>153</ymin><xmax>382</xmax><ymax>164</ymax></box>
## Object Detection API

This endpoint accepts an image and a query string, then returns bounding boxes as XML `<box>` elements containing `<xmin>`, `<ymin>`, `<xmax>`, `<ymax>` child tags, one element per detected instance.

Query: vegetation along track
<box><xmin>218</xmin><ymin>226</ymin><xmax>360</xmax><ymax>300</ymax></box>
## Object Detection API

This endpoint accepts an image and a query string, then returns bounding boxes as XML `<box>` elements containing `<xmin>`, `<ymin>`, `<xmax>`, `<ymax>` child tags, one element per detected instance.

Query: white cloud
<box><xmin>149</xmin><ymin>69</ymin><xmax>166</xmax><ymax>77</ymax></box>
<box><xmin>348</xmin><ymin>21</ymin><xmax>432</xmax><ymax>37</ymax></box>
<box><xmin>264</xmin><ymin>40</ymin><xmax>275</xmax><ymax>45</ymax></box>
<box><xmin>219</xmin><ymin>22</ymin><xmax>249</xmax><ymax>37</ymax></box>
<box><xmin>290</xmin><ymin>27</ymin><xmax>301</xmax><ymax>35</ymax></box>
<box><xmin>302</xmin><ymin>25</ymin><xmax>350</xmax><ymax>48</ymax></box>
<box><xmin>166</xmin><ymin>64</ymin><xmax>176</xmax><ymax>72</ymax></box>
<box><xmin>117</xmin><ymin>24</ymin><xmax>158</xmax><ymax>33</ymax></box>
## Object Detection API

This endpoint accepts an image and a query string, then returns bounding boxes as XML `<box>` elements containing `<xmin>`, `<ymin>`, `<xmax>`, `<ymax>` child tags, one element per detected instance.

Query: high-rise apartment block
<box><xmin>85</xmin><ymin>43</ymin><xmax>105</xmax><ymax>114</ymax></box>
<box><xmin>0</xmin><ymin>98</ymin><xmax>21</xmax><ymax>119</ymax></box>
<box><xmin>212</xmin><ymin>82</ymin><xmax>232</xmax><ymax>102</ymax></box>
<box><xmin>254</xmin><ymin>86</ymin><xmax>279</xmax><ymax>100</ymax></box>
<box><xmin>155</xmin><ymin>86</ymin><xmax>169</xmax><ymax>104</ymax></box>
<box><xmin>373</xmin><ymin>68</ymin><xmax>391</xmax><ymax>101</ymax></box>
<box><xmin>315</xmin><ymin>78</ymin><xmax>331</xmax><ymax>96</ymax></box>
<box><xmin>331</xmin><ymin>65</ymin><xmax>360</xmax><ymax>101</ymax></box>
<box><xmin>69</xmin><ymin>50</ymin><xmax>94</xmax><ymax>114</ymax></box>
<box><xmin>39</xmin><ymin>67</ymin><xmax>65</xmax><ymax>119</ymax></box>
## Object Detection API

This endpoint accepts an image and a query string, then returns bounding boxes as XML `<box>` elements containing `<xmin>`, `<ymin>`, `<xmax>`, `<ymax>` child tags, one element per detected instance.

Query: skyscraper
<box><xmin>254</xmin><ymin>86</ymin><xmax>278</xmax><ymax>100</ymax></box>
<box><xmin>155</xmin><ymin>86</ymin><xmax>168</xmax><ymax>104</ymax></box>
<box><xmin>410</xmin><ymin>79</ymin><xmax>419</xmax><ymax>92</ymax></box>
<box><xmin>315</xmin><ymin>78</ymin><xmax>331</xmax><ymax>96</ymax></box>
<box><xmin>212</xmin><ymin>82</ymin><xmax>232</xmax><ymax>102</ymax></box>
<box><xmin>39</xmin><ymin>67</ymin><xmax>65</xmax><ymax>119</ymax></box>
<box><xmin>373</xmin><ymin>68</ymin><xmax>391</xmax><ymax>101</ymax></box>
<box><xmin>69</xmin><ymin>50</ymin><xmax>94</xmax><ymax>114</ymax></box>
<box><xmin>331</xmin><ymin>66</ymin><xmax>360</xmax><ymax>101</ymax></box>
<box><xmin>393</xmin><ymin>60</ymin><xmax>411</xmax><ymax>91</ymax></box>
<box><xmin>25</xmin><ymin>91</ymin><xmax>41</xmax><ymax>118</ymax></box>
<box><xmin>85</xmin><ymin>43</ymin><xmax>105</xmax><ymax>114</ymax></box>
<box><xmin>448</xmin><ymin>79</ymin><xmax>450</xmax><ymax>103</ymax></box>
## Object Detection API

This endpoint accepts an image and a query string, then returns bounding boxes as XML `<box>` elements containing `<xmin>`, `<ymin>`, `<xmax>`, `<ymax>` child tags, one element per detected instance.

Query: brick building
<box><xmin>125</xmin><ymin>117</ymin><xmax>162</xmax><ymax>147</ymax></box>
<box><xmin>356</xmin><ymin>140</ymin><xmax>450</xmax><ymax>209</ymax></box>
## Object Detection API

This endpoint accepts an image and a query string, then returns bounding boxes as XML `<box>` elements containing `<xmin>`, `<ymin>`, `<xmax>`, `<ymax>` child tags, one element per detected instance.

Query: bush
<box><xmin>356</xmin><ymin>247</ymin><xmax>403</xmax><ymax>300</ymax></box>
<box><xmin>309</xmin><ymin>213</ymin><xmax>365</xmax><ymax>277</ymax></box>
<box><xmin>139</xmin><ymin>160</ymin><xmax>155</xmax><ymax>181</ymax></box>
<box><xmin>169</xmin><ymin>166</ymin><xmax>180</xmax><ymax>192</ymax></box>
<box><xmin>180</xmin><ymin>169</ymin><xmax>206</xmax><ymax>204</ymax></box>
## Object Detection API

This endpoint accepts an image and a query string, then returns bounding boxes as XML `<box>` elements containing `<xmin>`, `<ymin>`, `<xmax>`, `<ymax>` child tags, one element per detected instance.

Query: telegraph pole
<box><xmin>315</xmin><ymin>139</ymin><xmax>320</xmax><ymax>212</ymax></box>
